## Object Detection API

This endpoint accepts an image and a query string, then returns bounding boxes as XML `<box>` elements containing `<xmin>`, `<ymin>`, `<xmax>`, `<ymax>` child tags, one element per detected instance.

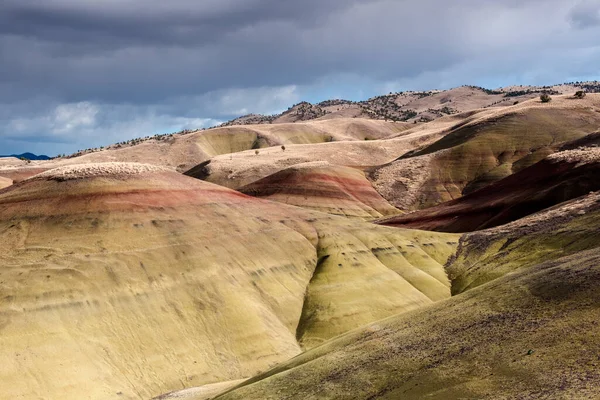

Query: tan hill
<box><xmin>0</xmin><ymin>157</ymin><xmax>24</xmax><ymax>167</ymax></box>
<box><xmin>0</xmin><ymin>162</ymin><xmax>457</xmax><ymax>399</ymax></box>
<box><xmin>212</xmin><ymin>247</ymin><xmax>600</xmax><ymax>400</ymax></box>
<box><xmin>239</xmin><ymin>162</ymin><xmax>399</xmax><ymax>219</ymax></box>
<box><xmin>0</xmin><ymin>176</ymin><xmax>11</xmax><ymax>189</ymax></box>
<box><xmin>219</xmin><ymin>82</ymin><xmax>600</xmax><ymax>126</ymax></box>
<box><xmin>369</xmin><ymin>94</ymin><xmax>600</xmax><ymax>210</ymax></box>
<box><xmin>184</xmin><ymin>116</ymin><xmax>454</xmax><ymax>190</ymax></box>
<box><xmin>0</xmin><ymin>158</ymin><xmax>49</xmax><ymax>186</ymax></box>
<box><xmin>376</xmin><ymin>147</ymin><xmax>600</xmax><ymax>232</ymax></box>
<box><xmin>1</xmin><ymin>118</ymin><xmax>409</xmax><ymax>178</ymax></box>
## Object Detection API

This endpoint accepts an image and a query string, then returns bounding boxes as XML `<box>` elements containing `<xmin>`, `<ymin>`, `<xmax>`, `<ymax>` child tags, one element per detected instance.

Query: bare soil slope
<box><xmin>214</xmin><ymin>247</ymin><xmax>600</xmax><ymax>400</ymax></box>
<box><xmin>239</xmin><ymin>162</ymin><xmax>399</xmax><ymax>220</ymax></box>
<box><xmin>447</xmin><ymin>190</ymin><xmax>600</xmax><ymax>294</ymax></box>
<box><xmin>0</xmin><ymin>163</ymin><xmax>457</xmax><ymax>399</ymax></box>
<box><xmin>369</xmin><ymin>94</ymin><xmax>600</xmax><ymax>210</ymax></box>
<box><xmin>186</xmin><ymin>119</ymin><xmax>452</xmax><ymax>190</ymax></box>
<box><xmin>46</xmin><ymin>118</ymin><xmax>408</xmax><ymax>172</ymax></box>
<box><xmin>377</xmin><ymin>148</ymin><xmax>600</xmax><ymax>232</ymax></box>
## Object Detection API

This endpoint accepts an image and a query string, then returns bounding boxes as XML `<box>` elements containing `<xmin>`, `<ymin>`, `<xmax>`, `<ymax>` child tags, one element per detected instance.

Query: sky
<box><xmin>1</xmin><ymin>0</ymin><xmax>600</xmax><ymax>156</ymax></box>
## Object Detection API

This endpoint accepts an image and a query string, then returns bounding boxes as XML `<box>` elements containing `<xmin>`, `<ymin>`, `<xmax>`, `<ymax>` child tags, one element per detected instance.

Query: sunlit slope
<box><xmin>239</xmin><ymin>162</ymin><xmax>400</xmax><ymax>219</ymax></box>
<box><xmin>35</xmin><ymin>118</ymin><xmax>409</xmax><ymax>173</ymax></box>
<box><xmin>0</xmin><ymin>163</ymin><xmax>458</xmax><ymax>399</ymax></box>
<box><xmin>0</xmin><ymin>177</ymin><xmax>11</xmax><ymax>189</ymax></box>
<box><xmin>295</xmin><ymin>219</ymin><xmax>457</xmax><ymax>349</ymax></box>
<box><xmin>215</xmin><ymin>247</ymin><xmax>600</xmax><ymax>400</ymax></box>
<box><xmin>186</xmin><ymin>121</ymin><xmax>450</xmax><ymax>190</ymax></box>
<box><xmin>370</xmin><ymin>95</ymin><xmax>600</xmax><ymax>210</ymax></box>
<box><xmin>377</xmin><ymin>148</ymin><xmax>600</xmax><ymax>232</ymax></box>
<box><xmin>0</xmin><ymin>164</ymin><xmax>316</xmax><ymax>400</ymax></box>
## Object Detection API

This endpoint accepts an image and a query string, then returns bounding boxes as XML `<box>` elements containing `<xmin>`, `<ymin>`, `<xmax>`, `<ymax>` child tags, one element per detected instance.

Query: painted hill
<box><xmin>0</xmin><ymin>163</ymin><xmax>458</xmax><ymax>399</ymax></box>
<box><xmin>239</xmin><ymin>162</ymin><xmax>399</xmax><ymax>220</ymax></box>
<box><xmin>213</xmin><ymin>247</ymin><xmax>600</xmax><ymax>400</ymax></box>
<box><xmin>162</xmin><ymin>188</ymin><xmax>600</xmax><ymax>399</ymax></box>
<box><xmin>368</xmin><ymin>94</ymin><xmax>600</xmax><ymax>210</ymax></box>
<box><xmin>5</xmin><ymin>83</ymin><xmax>600</xmax><ymax>400</ymax></box>
<box><xmin>447</xmin><ymin>190</ymin><xmax>600</xmax><ymax>294</ymax></box>
<box><xmin>376</xmin><ymin>147</ymin><xmax>600</xmax><ymax>232</ymax></box>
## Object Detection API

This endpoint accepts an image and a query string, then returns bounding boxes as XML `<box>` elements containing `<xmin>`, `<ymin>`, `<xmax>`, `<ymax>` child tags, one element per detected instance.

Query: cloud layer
<box><xmin>1</xmin><ymin>0</ymin><xmax>599</xmax><ymax>155</ymax></box>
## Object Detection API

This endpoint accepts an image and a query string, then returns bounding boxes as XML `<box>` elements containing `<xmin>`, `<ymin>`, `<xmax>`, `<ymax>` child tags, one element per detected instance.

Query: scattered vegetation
<box><xmin>51</xmin><ymin>80</ymin><xmax>600</xmax><ymax>161</ymax></box>
<box><xmin>540</xmin><ymin>93</ymin><xmax>552</xmax><ymax>103</ymax></box>
<box><xmin>466</xmin><ymin>85</ymin><xmax>503</xmax><ymax>95</ymax></box>
<box><xmin>54</xmin><ymin>129</ymin><xmax>203</xmax><ymax>160</ymax></box>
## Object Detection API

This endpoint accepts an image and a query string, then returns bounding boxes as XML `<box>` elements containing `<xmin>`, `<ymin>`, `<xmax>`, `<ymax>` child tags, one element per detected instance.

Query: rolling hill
<box><xmin>238</xmin><ymin>162</ymin><xmax>400</xmax><ymax>219</ymax></box>
<box><xmin>377</xmin><ymin>147</ymin><xmax>600</xmax><ymax>232</ymax></box>
<box><xmin>3</xmin><ymin>83</ymin><xmax>600</xmax><ymax>400</ymax></box>
<box><xmin>368</xmin><ymin>94</ymin><xmax>600</xmax><ymax>210</ymax></box>
<box><xmin>213</xmin><ymin>247</ymin><xmax>600</xmax><ymax>400</ymax></box>
<box><xmin>0</xmin><ymin>163</ymin><xmax>458</xmax><ymax>399</ymax></box>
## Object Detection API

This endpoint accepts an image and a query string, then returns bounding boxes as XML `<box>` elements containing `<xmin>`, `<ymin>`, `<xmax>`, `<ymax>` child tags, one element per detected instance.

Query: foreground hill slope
<box><xmin>377</xmin><ymin>147</ymin><xmax>600</xmax><ymax>232</ymax></box>
<box><xmin>369</xmin><ymin>94</ymin><xmax>600</xmax><ymax>210</ymax></box>
<box><xmin>239</xmin><ymin>162</ymin><xmax>399</xmax><ymax>219</ymax></box>
<box><xmin>0</xmin><ymin>163</ymin><xmax>457</xmax><ymax>399</ymax></box>
<box><xmin>214</xmin><ymin>247</ymin><xmax>600</xmax><ymax>400</ymax></box>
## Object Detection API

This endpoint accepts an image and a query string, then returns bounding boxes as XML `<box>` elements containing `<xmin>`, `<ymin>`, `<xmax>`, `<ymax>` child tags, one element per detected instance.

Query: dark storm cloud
<box><xmin>1</xmin><ymin>0</ymin><xmax>599</xmax><ymax>155</ymax></box>
<box><xmin>0</xmin><ymin>0</ymin><xmax>462</xmax><ymax>104</ymax></box>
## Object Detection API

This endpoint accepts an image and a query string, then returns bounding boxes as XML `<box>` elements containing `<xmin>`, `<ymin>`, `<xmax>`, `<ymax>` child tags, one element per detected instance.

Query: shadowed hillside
<box><xmin>447</xmin><ymin>190</ymin><xmax>600</xmax><ymax>294</ymax></box>
<box><xmin>377</xmin><ymin>148</ymin><xmax>600</xmax><ymax>232</ymax></box>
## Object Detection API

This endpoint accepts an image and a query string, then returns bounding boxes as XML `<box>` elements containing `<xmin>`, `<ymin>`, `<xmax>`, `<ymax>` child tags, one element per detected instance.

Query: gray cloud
<box><xmin>1</xmin><ymin>0</ymin><xmax>599</xmax><ymax>155</ymax></box>
<box><xmin>569</xmin><ymin>0</ymin><xmax>600</xmax><ymax>28</ymax></box>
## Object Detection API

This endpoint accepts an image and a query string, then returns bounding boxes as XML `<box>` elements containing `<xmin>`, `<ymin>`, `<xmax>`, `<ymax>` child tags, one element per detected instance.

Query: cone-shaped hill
<box><xmin>239</xmin><ymin>162</ymin><xmax>400</xmax><ymax>220</ymax></box>
<box><xmin>0</xmin><ymin>163</ymin><xmax>458</xmax><ymax>399</ymax></box>
<box><xmin>377</xmin><ymin>147</ymin><xmax>600</xmax><ymax>232</ymax></box>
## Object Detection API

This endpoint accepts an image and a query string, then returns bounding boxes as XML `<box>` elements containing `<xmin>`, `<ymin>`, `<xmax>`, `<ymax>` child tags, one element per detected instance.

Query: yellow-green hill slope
<box><xmin>0</xmin><ymin>163</ymin><xmax>457</xmax><ymax>399</ymax></box>
<box><xmin>214</xmin><ymin>247</ymin><xmax>600</xmax><ymax>400</ymax></box>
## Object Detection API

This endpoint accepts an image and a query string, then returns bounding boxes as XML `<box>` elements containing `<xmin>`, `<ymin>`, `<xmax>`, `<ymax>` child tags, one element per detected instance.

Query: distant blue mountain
<box><xmin>0</xmin><ymin>152</ymin><xmax>51</xmax><ymax>160</ymax></box>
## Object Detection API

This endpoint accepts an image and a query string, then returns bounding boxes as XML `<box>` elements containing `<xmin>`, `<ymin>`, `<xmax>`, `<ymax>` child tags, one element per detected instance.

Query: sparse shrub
<box><xmin>513</xmin><ymin>101</ymin><xmax>519</xmax><ymax>105</ymax></box>
<box><xmin>255</xmin><ymin>150</ymin><xmax>259</xmax><ymax>155</ymax></box>
<box><xmin>540</xmin><ymin>93</ymin><xmax>552</xmax><ymax>103</ymax></box>
<box><xmin>574</xmin><ymin>90</ymin><xmax>586</xmax><ymax>99</ymax></box>
<box><xmin>281</xmin><ymin>145</ymin><xmax>286</xmax><ymax>151</ymax></box>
